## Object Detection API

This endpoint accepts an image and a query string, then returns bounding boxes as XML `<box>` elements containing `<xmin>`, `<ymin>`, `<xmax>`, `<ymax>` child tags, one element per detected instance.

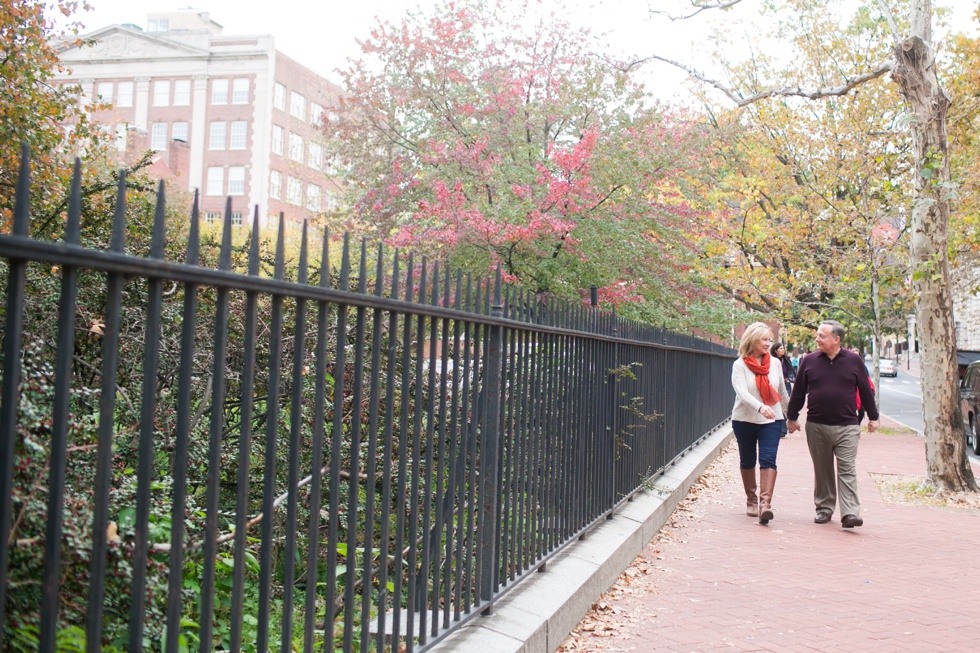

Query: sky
<box><xmin>60</xmin><ymin>0</ymin><xmax>980</xmax><ymax>102</ymax></box>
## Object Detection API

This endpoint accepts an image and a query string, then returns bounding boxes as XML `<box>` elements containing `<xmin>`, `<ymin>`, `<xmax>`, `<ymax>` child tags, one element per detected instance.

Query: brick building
<box><xmin>55</xmin><ymin>8</ymin><xmax>343</xmax><ymax>227</ymax></box>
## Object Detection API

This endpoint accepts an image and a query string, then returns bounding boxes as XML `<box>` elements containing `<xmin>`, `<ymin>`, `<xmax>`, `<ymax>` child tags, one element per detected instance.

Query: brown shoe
<box><xmin>814</xmin><ymin>511</ymin><xmax>832</xmax><ymax>524</ymax></box>
<box><xmin>739</xmin><ymin>468</ymin><xmax>758</xmax><ymax>517</ymax></box>
<box><xmin>758</xmin><ymin>468</ymin><xmax>776</xmax><ymax>524</ymax></box>
<box><xmin>841</xmin><ymin>514</ymin><xmax>864</xmax><ymax>528</ymax></box>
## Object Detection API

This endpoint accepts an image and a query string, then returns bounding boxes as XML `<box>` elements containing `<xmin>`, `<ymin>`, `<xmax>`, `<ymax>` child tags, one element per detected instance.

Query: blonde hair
<box><xmin>738</xmin><ymin>322</ymin><xmax>774</xmax><ymax>358</ymax></box>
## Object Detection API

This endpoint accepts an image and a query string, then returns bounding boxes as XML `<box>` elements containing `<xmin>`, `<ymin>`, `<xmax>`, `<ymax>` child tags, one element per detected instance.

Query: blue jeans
<box><xmin>732</xmin><ymin>420</ymin><xmax>782</xmax><ymax>469</ymax></box>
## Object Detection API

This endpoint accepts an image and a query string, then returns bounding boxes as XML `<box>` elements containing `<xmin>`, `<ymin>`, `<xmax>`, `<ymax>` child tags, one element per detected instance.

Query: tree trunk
<box><xmin>890</xmin><ymin>30</ymin><xmax>977</xmax><ymax>491</ymax></box>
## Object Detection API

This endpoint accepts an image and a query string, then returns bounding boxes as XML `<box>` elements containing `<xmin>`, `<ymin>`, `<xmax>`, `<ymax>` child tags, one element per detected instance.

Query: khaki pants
<box><xmin>805</xmin><ymin>422</ymin><xmax>862</xmax><ymax>517</ymax></box>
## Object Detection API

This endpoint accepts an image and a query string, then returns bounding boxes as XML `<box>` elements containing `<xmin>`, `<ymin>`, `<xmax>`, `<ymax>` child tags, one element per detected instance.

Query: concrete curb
<box><xmin>427</xmin><ymin>421</ymin><xmax>734</xmax><ymax>653</ymax></box>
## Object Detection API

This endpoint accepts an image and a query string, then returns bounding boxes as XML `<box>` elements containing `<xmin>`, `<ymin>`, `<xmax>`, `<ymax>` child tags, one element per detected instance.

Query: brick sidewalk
<box><xmin>562</xmin><ymin>427</ymin><xmax>980</xmax><ymax>652</ymax></box>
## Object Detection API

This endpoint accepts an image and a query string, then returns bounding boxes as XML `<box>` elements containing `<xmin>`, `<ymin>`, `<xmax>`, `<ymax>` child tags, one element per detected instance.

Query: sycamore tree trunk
<box><xmin>890</xmin><ymin>11</ymin><xmax>977</xmax><ymax>491</ymax></box>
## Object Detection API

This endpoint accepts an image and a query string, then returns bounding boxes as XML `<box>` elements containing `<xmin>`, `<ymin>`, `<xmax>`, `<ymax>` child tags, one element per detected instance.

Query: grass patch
<box><xmin>870</xmin><ymin>473</ymin><xmax>980</xmax><ymax>512</ymax></box>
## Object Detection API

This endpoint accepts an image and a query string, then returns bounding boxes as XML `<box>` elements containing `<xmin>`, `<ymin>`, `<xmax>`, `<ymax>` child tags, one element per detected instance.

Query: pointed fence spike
<box><xmin>430</xmin><ymin>261</ymin><xmax>439</xmax><ymax>307</ymax></box>
<box><xmin>151</xmin><ymin>181</ymin><xmax>166</xmax><ymax>259</ymax></box>
<box><xmin>319</xmin><ymin>227</ymin><xmax>330</xmax><ymax>288</ymax></box>
<box><xmin>298</xmin><ymin>220</ymin><xmax>309</xmax><ymax>285</ymax></box>
<box><xmin>404</xmin><ymin>252</ymin><xmax>414</xmax><ymax>302</ymax></box>
<box><xmin>220</xmin><ymin>197</ymin><xmax>233</xmax><ymax>271</ymax></box>
<box><xmin>187</xmin><ymin>190</ymin><xmax>200</xmax><ymax>266</ymax></box>
<box><xmin>374</xmin><ymin>243</ymin><xmax>385</xmax><ymax>297</ymax></box>
<box><xmin>454</xmin><ymin>270</ymin><xmax>463</xmax><ymax>311</ymax></box>
<box><xmin>248</xmin><ymin>207</ymin><xmax>260</xmax><ymax>276</ymax></box>
<box><xmin>419</xmin><ymin>256</ymin><xmax>428</xmax><ymax>304</ymax></box>
<box><xmin>340</xmin><ymin>232</ymin><xmax>351</xmax><ymax>289</ymax></box>
<box><xmin>442</xmin><ymin>264</ymin><xmax>451</xmax><ymax>308</ymax></box>
<box><xmin>110</xmin><ymin>169</ymin><xmax>126</xmax><ymax>252</ymax></box>
<box><xmin>65</xmin><ymin>159</ymin><xmax>82</xmax><ymax>245</ymax></box>
<box><xmin>357</xmin><ymin>239</ymin><xmax>368</xmax><ymax>293</ymax></box>
<box><xmin>274</xmin><ymin>212</ymin><xmax>286</xmax><ymax>281</ymax></box>
<box><xmin>13</xmin><ymin>143</ymin><xmax>30</xmax><ymax>236</ymax></box>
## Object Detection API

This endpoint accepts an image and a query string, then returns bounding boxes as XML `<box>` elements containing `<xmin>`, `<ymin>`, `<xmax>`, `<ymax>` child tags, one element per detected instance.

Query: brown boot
<box><xmin>759</xmin><ymin>468</ymin><xmax>777</xmax><ymax>524</ymax></box>
<box><xmin>739</xmin><ymin>468</ymin><xmax>758</xmax><ymax>517</ymax></box>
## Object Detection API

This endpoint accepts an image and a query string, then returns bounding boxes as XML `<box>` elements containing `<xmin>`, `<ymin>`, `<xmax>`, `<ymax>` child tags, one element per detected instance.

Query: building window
<box><xmin>230</xmin><ymin>121</ymin><xmax>247</xmax><ymax>149</ymax></box>
<box><xmin>269</xmin><ymin>170</ymin><xmax>282</xmax><ymax>199</ymax></box>
<box><xmin>147</xmin><ymin>18</ymin><xmax>169</xmax><ymax>32</ymax></box>
<box><xmin>207</xmin><ymin>168</ymin><xmax>224</xmax><ymax>195</ymax></box>
<box><xmin>232</xmin><ymin>78</ymin><xmax>249</xmax><ymax>104</ymax></box>
<box><xmin>205</xmin><ymin>211</ymin><xmax>221</xmax><ymax>224</ymax></box>
<box><xmin>114</xmin><ymin>123</ymin><xmax>128</xmax><ymax>152</ymax></box>
<box><xmin>310</xmin><ymin>102</ymin><xmax>324</xmax><ymax>126</ymax></box>
<box><xmin>286</xmin><ymin>176</ymin><xmax>302</xmax><ymax>205</ymax></box>
<box><xmin>151</xmin><ymin>122</ymin><xmax>168</xmax><ymax>150</ymax></box>
<box><xmin>323</xmin><ymin>190</ymin><xmax>338</xmax><ymax>211</ymax></box>
<box><xmin>273</xmin><ymin>83</ymin><xmax>286</xmax><ymax>111</ymax></box>
<box><xmin>209</xmin><ymin>122</ymin><xmax>226</xmax><ymax>149</ymax></box>
<box><xmin>290</xmin><ymin>91</ymin><xmax>306</xmax><ymax>120</ymax></box>
<box><xmin>271</xmin><ymin>125</ymin><xmax>284</xmax><ymax>155</ymax></box>
<box><xmin>116</xmin><ymin>81</ymin><xmax>134</xmax><ymax>107</ymax></box>
<box><xmin>152</xmin><ymin>80</ymin><xmax>170</xmax><ymax>106</ymax></box>
<box><xmin>231</xmin><ymin>211</ymin><xmax>243</xmax><ymax>226</ymax></box>
<box><xmin>172</xmin><ymin>122</ymin><xmax>189</xmax><ymax>142</ymax></box>
<box><xmin>96</xmin><ymin>81</ymin><xmax>113</xmax><ymax>103</ymax></box>
<box><xmin>228</xmin><ymin>166</ymin><xmax>245</xmax><ymax>196</ymax></box>
<box><xmin>306</xmin><ymin>184</ymin><xmax>321</xmax><ymax>211</ymax></box>
<box><xmin>308</xmin><ymin>142</ymin><xmax>322</xmax><ymax>169</ymax></box>
<box><xmin>212</xmin><ymin>79</ymin><xmax>229</xmax><ymax>104</ymax></box>
<box><xmin>173</xmin><ymin>79</ymin><xmax>191</xmax><ymax>105</ymax></box>
<box><xmin>288</xmin><ymin>133</ymin><xmax>303</xmax><ymax>162</ymax></box>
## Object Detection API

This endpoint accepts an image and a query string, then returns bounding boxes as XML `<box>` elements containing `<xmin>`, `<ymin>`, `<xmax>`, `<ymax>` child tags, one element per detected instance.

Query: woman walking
<box><xmin>732</xmin><ymin>323</ymin><xmax>790</xmax><ymax>524</ymax></box>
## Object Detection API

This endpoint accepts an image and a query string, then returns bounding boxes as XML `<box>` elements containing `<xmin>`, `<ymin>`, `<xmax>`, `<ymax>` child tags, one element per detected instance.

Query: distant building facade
<box><xmin>55</xmin><ymin>9</ymin><xmax>342</xmax><ymax>227</ymax></box>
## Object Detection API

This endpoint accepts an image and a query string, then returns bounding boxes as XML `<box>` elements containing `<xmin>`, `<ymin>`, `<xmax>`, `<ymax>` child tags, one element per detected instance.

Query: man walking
<box><xmin>788</xmin><ymin>320</ymin><xmax>878</xmax><ymax>528</ymax></box>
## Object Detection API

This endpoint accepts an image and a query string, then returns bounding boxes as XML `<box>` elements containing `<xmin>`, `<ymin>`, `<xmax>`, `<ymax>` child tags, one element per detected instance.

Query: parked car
<box><xmin>878</xmin><ymin>359</ymin><xmax>897</xmax><ymax>377</ymax></box>
<box><xmin>865</xmin><ymin>359</ymin><xmax>898</xmax><ymax>378</ymax></box>
<box><xmin>963</xmin><ymin>361</ymin><xmax>980</xmax><ymax>455</ymax></box>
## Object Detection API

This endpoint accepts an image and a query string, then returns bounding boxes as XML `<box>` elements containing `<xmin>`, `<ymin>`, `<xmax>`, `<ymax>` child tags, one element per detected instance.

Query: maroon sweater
<box><xmin>787</xmin><ymin>348</ymin><xmax>878</xmax><ymax>425</ymax></box>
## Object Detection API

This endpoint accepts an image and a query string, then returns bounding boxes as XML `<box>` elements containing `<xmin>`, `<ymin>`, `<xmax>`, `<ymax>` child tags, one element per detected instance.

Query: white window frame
<box><xmin>116</xmin><ymin>81</ymin><xmax>134</xmax><ymax>107</ymax></box>
<box><xmin>269</xmin><ymin>170</ymin><xmax>282</xmax><ymax>199</ymax></box>
<box><xmin>211</xmin><ymin>79</ymin><xmax>229</xmax><ymax>105</ymax></box>
<box><xmin>205</xmin><ymin>211</ymin><xmax>221</xmax><ymax>224</ymax></box>
<box><xmin>206</xmin><ymin>167</ymin><xmax>224</xmax><ymax>196</ymax></box>
<box><xmin>151</xmin><ymin>122</ymin><xmax>168</xmax><ymax>150</ymax></box>
<box><xmin>152</xmin><ymin>80</ymin><xmax>170</xmax><ymax>106</ymax></box>
<box><xmin>172</xmin><ymin>122</ymin><xmax>189</xmax><ymax>142</ymax></box>
<box><xmin>286</xmin><ymin>176</ymin><xmax>302</xmax><ymax>205</ymax></box>
<box><xmin>232</xmin><ymin>78</ymin><xmax>249</xmax><ymax>104</ymax></box>
<box><xmin>310</xmin><ymin>102</ymin><xmax>324</xmax><ymax>126</ymax></box>
<box><xmin>306</xmin><ymin>184</ymin><xmax>321</xmax><ymax>211</ymax></box>
<box><xmin>173</xmin><ymin>79</ymin><xmax>191</xmax><ymax>105</ymax></box>
<box><xmin>271</xmin><ymin>125</ymin><xmax>284</xmax><ymax>155</ymax></box>
<box><xmin>231</xmin><ymin>211</ymin><xmax>243</xmax><ymax>226</ymax></box>
<box><xmin>96</xmin><ymin>81</ymin><xmax>113</xmax><ymax>103</ymax></box>
<box><xmin>288</xmin><ymin>133</ymin><xmax>304</xmax><ymax>162</ymax></box>
<box><xmin>209</xmin><ymin>122</ymin><xmax>226</xmax><ymax>150</ymax></box>
<box><xmin>230</xmin><ymin>121</ymin><xmax>247</xmax><ymax>149</ymax></box>
<box><xmin>228</xmin><ymin>166</ymin><xmax>246</xmax><ymax>196</ymax></box>
<box><xmin>290</xmin><ymin>91</ymin><xmax>306</xmax><ymax>120</ymax></box>
<box><xmin>307</xmin><ymin>142</ymin><xmax>323</xmax><ymax>169</ymax></box>
<box><xmin>273</xmin><ymin>83</ymin><xmax>286</xmax><ymax>110</ymax></box>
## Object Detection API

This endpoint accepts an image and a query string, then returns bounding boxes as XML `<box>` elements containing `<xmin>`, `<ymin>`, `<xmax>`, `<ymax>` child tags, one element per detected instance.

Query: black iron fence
<box><xmin>0</xmin><ymin>150</ymin><xmax>735</xmax><ymax>653</ymax></box>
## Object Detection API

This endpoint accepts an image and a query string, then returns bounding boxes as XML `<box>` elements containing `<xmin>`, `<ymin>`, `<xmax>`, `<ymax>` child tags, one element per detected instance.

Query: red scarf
<box><xmin>743</xmin><ymin>353</ymin><xmax>780</xmax><ymax>406</ymax></box>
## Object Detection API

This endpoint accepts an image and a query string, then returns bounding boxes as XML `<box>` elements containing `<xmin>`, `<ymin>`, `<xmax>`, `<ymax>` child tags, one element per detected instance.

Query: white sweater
<box><xmin>731</xmin><ymin>357</ymin><xmax>790</xmax><ymax>424</ymax></box>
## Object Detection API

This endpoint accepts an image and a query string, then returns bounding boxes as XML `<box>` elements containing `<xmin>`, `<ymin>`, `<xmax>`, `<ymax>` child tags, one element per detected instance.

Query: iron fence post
<box><xmin>480</xmin><ymin>268</ymin><xmax>504</xmax><ymax>615</ymax></box>
<box><xmin>608</xmin><ymin>307</ymin><xmax>618</xmax><ymax>516</ymax></box>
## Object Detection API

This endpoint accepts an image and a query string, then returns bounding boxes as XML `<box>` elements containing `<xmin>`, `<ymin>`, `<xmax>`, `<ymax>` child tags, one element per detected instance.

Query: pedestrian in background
<box><xmin>771</xmin><ymin>341</ymin><xmax>795</xmax><ymax>437</ymax></box>
<box><xmin>787</xmin><ymin>320</ymin><xmax>878</xmax><ymax>528</ymax></box>
<box><xmin>731</xmin><ymin>322</ymin><xmax>790</xmax><ymax>525</ymax></box>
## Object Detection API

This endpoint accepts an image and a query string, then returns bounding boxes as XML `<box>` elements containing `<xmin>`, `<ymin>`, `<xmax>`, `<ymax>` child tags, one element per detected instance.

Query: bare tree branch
<box><xmin>876</xmin><ymin>0</ymin><xmax>903</xmax><ymax>47</ymax></box>
<box><xmin>636</xmin><ymin>53</ymin><xmax>894</xmax><ymax>107</ymax></box>
<box><xmin>649</xmin><ymin>0</ymin><xmax>746</xmax><ymax>21</ymax></box>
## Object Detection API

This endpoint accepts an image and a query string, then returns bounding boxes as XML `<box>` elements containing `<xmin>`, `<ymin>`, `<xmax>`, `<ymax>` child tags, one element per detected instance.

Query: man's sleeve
<box><xmin>787</xmin><ymin>356</ymin><xmax>807</xmax><ymax>421</ymax></box>
<box><xmin>857</xmin><ymin>361</ymin><xmax>878</xmax><ymax>420</ymax></box>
